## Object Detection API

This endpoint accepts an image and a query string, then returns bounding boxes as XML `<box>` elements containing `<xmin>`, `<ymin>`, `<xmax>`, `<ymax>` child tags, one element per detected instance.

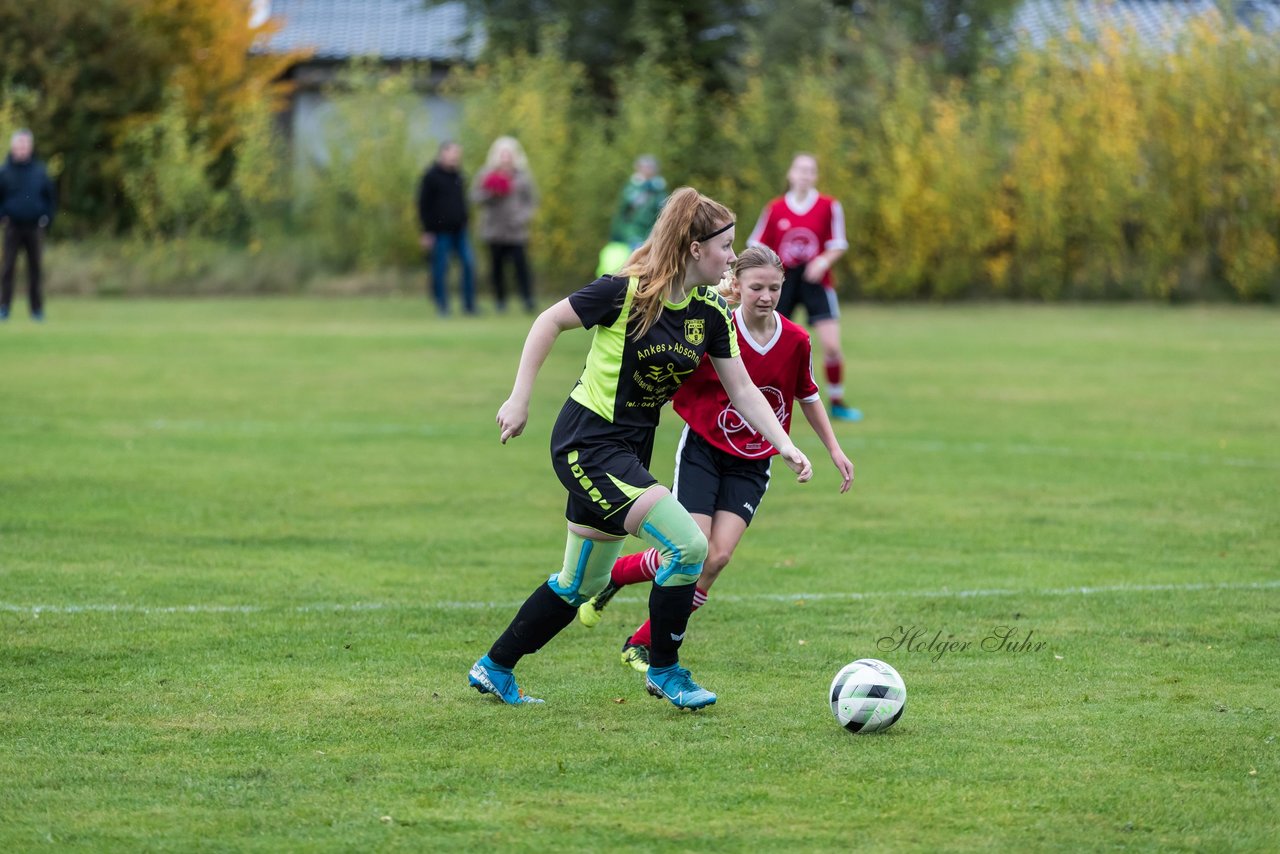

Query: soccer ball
<box><xmin>829</xmin><ymin>658</ymin><xmax>906</xmax><ymax>733</ymax></box>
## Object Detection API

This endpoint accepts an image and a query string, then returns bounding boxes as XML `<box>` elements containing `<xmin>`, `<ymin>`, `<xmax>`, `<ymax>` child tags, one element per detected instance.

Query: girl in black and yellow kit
<box><xmin>469</xmin><ymin>187</ymin><xmax>812</xmax><ymax>709</ymax></box>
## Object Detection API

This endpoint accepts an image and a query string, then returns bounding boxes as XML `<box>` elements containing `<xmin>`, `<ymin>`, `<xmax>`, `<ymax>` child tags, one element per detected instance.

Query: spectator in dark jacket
<box><xmin>0</xmin><ymin>129</ymin><xmax>56</xmax><ymax>321</ymax></box>
<box><xmin>417</xmin><ymin>141</ymin><xmax>476</xmax><ymax>316</ymax></box>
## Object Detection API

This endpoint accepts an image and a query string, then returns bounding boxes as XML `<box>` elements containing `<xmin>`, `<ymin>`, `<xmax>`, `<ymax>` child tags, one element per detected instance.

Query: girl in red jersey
<box><xmin>747</xmin><ymin>153</ymin><xmax>862</xmax><ymax>422</ymax></box>
<box><xmin>577</xmin><ymin>246</ymin><xmax>855</xmax><ymax>671</ymax></box>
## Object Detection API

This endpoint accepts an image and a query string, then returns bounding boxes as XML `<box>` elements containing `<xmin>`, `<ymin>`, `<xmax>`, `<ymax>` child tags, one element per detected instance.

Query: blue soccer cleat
<box><xmin>830</xmin><ymin>404</ymin><xmax>863</xmax><ymax>423</ymax></box>
<box><xmin>468</xmin><ymin>656</ymin><xmax>544</xmax><ymax>705</ymax></box>
<box><xmin>645</xmin><ymin>664</ymin><xmax>716</xmax><ymax>710</ymax></box>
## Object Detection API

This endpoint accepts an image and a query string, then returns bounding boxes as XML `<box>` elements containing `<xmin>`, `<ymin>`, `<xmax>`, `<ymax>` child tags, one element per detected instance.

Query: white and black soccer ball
<box><xmin>829</xmin><ymin>658</ymin><xmax>906</xmax><ymax>733</ymax></box>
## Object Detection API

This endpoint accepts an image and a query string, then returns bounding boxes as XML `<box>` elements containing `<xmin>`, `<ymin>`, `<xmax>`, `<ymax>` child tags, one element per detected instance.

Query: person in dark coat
<box><xmin>0</xmin><ymin>129</ymin><xmax>57</xmax><ymax>322</ymax></box>
<box><xmin>416</xmin><ymin>141</ymin><xmax>476</xmax><ymax>316</ymax></box>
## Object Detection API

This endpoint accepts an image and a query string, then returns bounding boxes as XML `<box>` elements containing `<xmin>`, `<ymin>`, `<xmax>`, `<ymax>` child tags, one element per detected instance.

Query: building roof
<box><xmin>1009</xmin><ymin>0</ymin><xmax>1280</xmax><ymax>50</ymax></box>
<box><xmin>255</xmin><ymin>0</ymin><xmax>483</xmax><ymax>62</ymax></box>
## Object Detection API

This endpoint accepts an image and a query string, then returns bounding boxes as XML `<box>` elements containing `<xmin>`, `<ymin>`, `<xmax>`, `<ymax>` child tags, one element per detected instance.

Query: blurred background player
<box><xmin>597</xmin><ymin>154</ymin><xmax>667</xmax><ymax>277</ymax></box>
<box><xmin>611</xmin><ymin>154</ymin><xmax>666</xmax><ymax>250</ymax></box>
<box><xmin>578</xmin><ymin>246</ymin><xmax>854</xmax><ymax>670</ymax></box>
<box><xmin>748</xmin><ymin>153</ymin><xmax>862</xmax><ymax>422</ymax></box>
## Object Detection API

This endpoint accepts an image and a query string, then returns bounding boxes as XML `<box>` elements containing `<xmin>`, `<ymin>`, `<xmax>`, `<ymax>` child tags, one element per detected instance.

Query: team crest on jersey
<box><xmin>684</xmin><ymin>318</ymin><xmax>705</xmax><ymax>345</ymax></box>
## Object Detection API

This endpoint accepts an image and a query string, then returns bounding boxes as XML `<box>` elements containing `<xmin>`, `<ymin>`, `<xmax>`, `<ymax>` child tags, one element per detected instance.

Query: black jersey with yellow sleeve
<box><xmin>568</xmin><ymin>275</ymin><xmax>739</xmax><ymax>428</ymax></box>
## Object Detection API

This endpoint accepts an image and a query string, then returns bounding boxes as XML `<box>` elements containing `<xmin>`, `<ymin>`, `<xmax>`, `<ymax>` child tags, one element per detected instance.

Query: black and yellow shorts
<box><xmin>550</xmin><ymin>399</ymin><xmax>659</xmax><ymax>537</ymax></box>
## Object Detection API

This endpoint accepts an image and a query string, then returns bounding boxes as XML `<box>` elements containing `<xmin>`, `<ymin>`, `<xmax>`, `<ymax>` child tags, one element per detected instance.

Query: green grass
<box><xmin>1</xmin><ymin>299</ymin><xmax>1277</xmax><ymax>852</ymax></box>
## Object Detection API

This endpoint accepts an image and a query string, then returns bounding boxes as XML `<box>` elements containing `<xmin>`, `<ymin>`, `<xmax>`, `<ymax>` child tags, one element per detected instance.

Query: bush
<box><xmin>449</xmin><ymin>43</ymin><xmax>614</xmax><ymax>288</ymax></box>
<box><xmin>43</xmin><ymin>238</ymin><xmax>421</xmax><ymax>298</ymax></box>
<box><xmin>846</xmin><ymin>16</ymin><xmax>1280</xmax><ymax>300</ymax></box>
<box><xmin>292</xmin><ymin>65</ymin><xmax>427</xmax><ymax>272</ymax></box>
<box><xmin>22</xmin><ymin>8</ymin><xmax>1280</xmax><ymax>301</ymax></box>
<box><xmin>439</xmin><ymin>12</ymin><xmax>1279</xmax><ymax>301</ymax></box>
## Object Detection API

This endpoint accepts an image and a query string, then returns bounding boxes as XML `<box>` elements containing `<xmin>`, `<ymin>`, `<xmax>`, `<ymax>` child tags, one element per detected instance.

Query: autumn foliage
<box><xmin>3</xmin><ymin>4</ymin><xmax>1277</xmax><ymax>299</ymax></box>
<box><xmin>0</xmin><ymin>0</ymin><xmax>299</xmax><ymax>231</ymax></box>
<box><xmin>452</xmin><ymin>16</ymin><xmax>1280</xmax><ymax>299</ymax></box>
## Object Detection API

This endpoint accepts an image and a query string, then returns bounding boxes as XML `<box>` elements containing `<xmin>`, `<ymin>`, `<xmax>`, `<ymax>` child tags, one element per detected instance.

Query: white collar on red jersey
<box><xmin>784</xmin><ymin>189</ymin><xmax>820</xmax><ymax>215</ymax></box>
<box><xmin>734</xmin><ymin>307</ymin><xmax>783</xmax><ymax>355</ymax></box>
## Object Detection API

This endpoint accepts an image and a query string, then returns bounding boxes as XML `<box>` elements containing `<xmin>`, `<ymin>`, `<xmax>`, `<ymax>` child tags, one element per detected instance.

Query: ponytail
<box><xmin>622</xmin><ymin>187</ymin><xmax>734</xmax><ymax>341</ymax></box>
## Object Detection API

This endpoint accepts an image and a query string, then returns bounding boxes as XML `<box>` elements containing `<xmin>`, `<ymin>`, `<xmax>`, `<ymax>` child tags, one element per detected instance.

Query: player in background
<box><xmin>748</xmin><ymin>153</ymin><xmax>862</xmax><ymax>422</ymax></box>
<box><xmin>577</xmin><ymin>246</ymin><xmax>855</xmax><ymax>672</ymax></box>
<box><xmin>468</xmin><ymin>188</ymin><xmax>813</xmax><ymax>710</ymax></box>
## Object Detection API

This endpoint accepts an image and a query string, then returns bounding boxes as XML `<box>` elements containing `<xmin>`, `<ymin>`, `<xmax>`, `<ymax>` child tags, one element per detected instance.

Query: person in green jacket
<box><xmin>610</xmin><ymin>154</ymin><xmax>666</xmax><ymax>250</ymax></box>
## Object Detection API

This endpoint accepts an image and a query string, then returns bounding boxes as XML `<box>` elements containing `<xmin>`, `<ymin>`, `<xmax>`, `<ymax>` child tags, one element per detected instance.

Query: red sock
<box><xmin>611</xmin><ymin>548</ymin><xmax>660</xmax><ymax>586</ymax></box>
<box><xmin>629</xmin><ymin>619</ymin><xmax>653</xmax><ymax>648</ymax></box>
<box><xmin>824</xmin><ymin>357</ymin><xmax>845</xmax><ymax>405</ymax></box>
<box><xmin>628</xmin><ymin>587</ymin><xmax>708</xmax><ymax>648</ymax></box>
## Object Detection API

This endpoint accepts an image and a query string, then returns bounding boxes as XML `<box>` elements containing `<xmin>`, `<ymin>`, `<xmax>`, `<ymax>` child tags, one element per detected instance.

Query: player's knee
<box><xmin>655</xmin><ymin>527</ymin><xmax>706</xmax><ymax>587</ymax></box>
<box><xmin>639</xmin><ymin>496</ymin><xmax>706</xmax><ymax>587</ymax></box>
<box><xmin>703</xmin><ymin>548</ymin><xmax>731</xmax><ymax>581</ymax></box>
<box><xmin>686</xmin><ymin>528</ymin><xmax>709</xmax><ymax>566</ymax></box>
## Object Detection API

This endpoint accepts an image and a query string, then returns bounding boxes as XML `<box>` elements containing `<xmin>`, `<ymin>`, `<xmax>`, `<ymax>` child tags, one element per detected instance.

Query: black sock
<box><xmin>487</xmin><ymin>582</ymin><xmax>578</xmax><ymax>669</ymax></box>
<box><xmin>648</xmin><ymin>582</ymin><xmax>697</xmax><ymax>669</ymax></box>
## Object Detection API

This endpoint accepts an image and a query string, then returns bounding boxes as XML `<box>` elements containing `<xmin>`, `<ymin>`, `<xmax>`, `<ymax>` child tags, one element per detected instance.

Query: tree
<box><xmin>0</xmin><ymin>0</ymin><xmax>299</xmax><ymax>231</ymax></box>
<box><xmin>442</xmin><ymin>0</ymin><xmax>754</xmax><ymax>96</ymax></box>
<box><xmin>852</xmin><ymin>0</ymin><xmax>1022</xmax><ymax>77</ymax></box>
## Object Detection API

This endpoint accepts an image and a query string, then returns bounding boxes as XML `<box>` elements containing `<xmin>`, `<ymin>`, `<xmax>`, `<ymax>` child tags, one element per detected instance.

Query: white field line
<box><xmin>2</xmin><ymin>580</ymin><xmax>1276</xmax><ymax>618</ymax></box>
<box><xmin>1</xmin><ymin>416</ymin><xmax>1278</xmax><ymax>469</ymax></box>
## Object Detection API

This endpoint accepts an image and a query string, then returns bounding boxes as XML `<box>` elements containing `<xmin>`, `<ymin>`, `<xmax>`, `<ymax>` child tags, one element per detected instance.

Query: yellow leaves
<box><xmin>984</xmin><ymin>255</ymin><xmax>1013</xmax><ymax>291</ymax></box>
<box><xmin>1222</xmin><ymin>228</ymin><xmax>1280</xmax><ymax>299</ymax></box>
<box><xmin>132</xmin><ymin>0</ymin><xmax>305</xmax><ymax>159</ymax></box>
<box><xmin>417</xmin><ymin>8</ymin><xmax>1280</xmax><ymax>299</ymax></box>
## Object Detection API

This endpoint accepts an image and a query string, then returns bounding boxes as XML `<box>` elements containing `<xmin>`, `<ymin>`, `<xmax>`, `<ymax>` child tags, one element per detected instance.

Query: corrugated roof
<box><xmin>256</xmin><ymin>0</ymin><xmax>483</xmax><ymax>62</ymax></box>
<box><xmin>1009</xmin><ymin>0</ymin><xmax>1280</xmax><ymax>51</ymax></box>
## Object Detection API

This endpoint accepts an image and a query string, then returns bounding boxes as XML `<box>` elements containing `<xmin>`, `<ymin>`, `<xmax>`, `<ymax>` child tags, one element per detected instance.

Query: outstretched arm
<box><xmin>800</xmin><ymin>398</ymin><xmax>854</xmax><ymax>493</ymax></box>
<box><xmin>496</xmin><ymin>299</ymin><xmax>583</xmax><ymax>443</ymax></box>
<box><xmin>711</xmin><ymin>355</ymin><xmax>813</xmax><ymax>483</ymax></box>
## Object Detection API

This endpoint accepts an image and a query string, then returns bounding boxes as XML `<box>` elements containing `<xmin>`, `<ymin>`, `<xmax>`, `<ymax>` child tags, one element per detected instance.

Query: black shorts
<box><xmin>778</xmin><ymin>265</ymin><xmax>840</xmax><ymax>324</ymax></box>
<box><xmin>550</xmin><ymin>399</ymin><xmax>659</xmax><ymax>537</ymax></box>
<box><xmin>672</xmin><ymin>425</ymin><xmax>771</xmax><ymax>525</ymax></box>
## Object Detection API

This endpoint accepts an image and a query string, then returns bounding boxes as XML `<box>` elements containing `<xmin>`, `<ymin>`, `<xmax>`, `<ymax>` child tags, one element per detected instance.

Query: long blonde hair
<box><xmin>483</xmin><ymin>136</ymin><xmax>530</xmax><ymax>173</ymax></box>
<box><xmin>621</xmin><ymin>187</ymin><xmax>734</xmax><ymax>340</ymax></box>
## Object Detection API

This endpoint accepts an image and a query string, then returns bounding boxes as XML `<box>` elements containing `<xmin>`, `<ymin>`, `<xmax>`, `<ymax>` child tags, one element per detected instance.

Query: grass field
<box><xmin>1</xmin><ymin>298</ymin><xmax>1277</xmax><ymax>852</ymax></box>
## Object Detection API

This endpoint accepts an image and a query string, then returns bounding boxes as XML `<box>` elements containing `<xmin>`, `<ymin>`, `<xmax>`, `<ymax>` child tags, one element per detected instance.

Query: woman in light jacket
<box><xmin>471</xmin><ymin>136</ymin><xmax>538</xmax><ymax>313</ymax></box>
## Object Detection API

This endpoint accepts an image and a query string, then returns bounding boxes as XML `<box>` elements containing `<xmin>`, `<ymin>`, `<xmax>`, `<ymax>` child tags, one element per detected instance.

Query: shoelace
<box><xmin>663</xmin><ymin>667</ymin><xmax>698</xmax><ymax>693</ymax></box>
<box><xmin>593</xmin><ymin>583</ymin><xmax>619</xmax><ymax>609</ymax></box>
